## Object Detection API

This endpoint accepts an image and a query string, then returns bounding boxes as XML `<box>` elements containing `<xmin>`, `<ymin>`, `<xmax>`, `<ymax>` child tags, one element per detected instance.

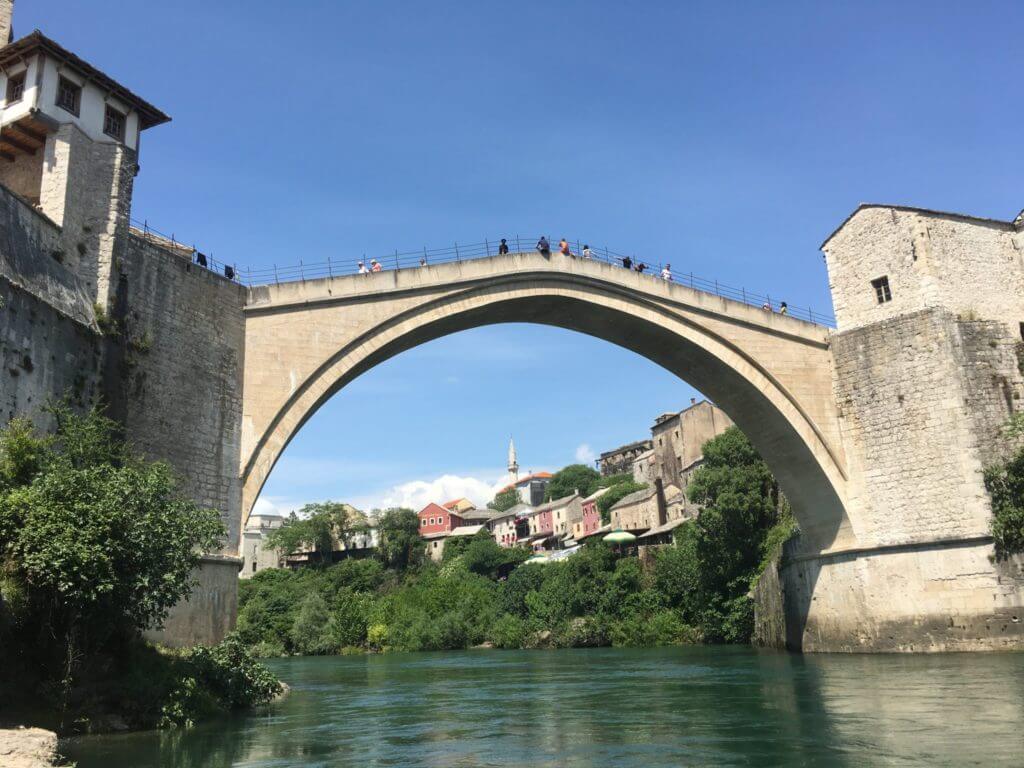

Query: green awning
<box><xmin>603</xmin><ymin>529</ymin><xmax>637</xmax><ymax>544</ymax></box>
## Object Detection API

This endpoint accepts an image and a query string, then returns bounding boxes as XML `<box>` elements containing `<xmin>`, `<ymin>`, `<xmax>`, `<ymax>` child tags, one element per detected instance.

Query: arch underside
<box><xmin>242</xmin><ymin>278</ymin><xmax>852</xmax><ymax>551</ymax></box>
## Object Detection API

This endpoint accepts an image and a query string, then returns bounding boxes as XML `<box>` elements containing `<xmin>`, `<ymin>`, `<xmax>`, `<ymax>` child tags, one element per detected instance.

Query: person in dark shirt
<box><xmin>537</xmin><ymin>236</ymin><xmax>550</xmax><ymax>257</ymax></box>
<box><xmin>498</xmin><ymin>239</ymin><xmax>509</xmax><ymax>255</ymax></box>
<box><xmin>621</xmin><ymin>255</ymin><xmax>632</xmax><ymax>270</ymax></box>
<box><xmin>634</xmin><ymin>262</ymin><xmax>646</xmax><ymax>274</ymax></box>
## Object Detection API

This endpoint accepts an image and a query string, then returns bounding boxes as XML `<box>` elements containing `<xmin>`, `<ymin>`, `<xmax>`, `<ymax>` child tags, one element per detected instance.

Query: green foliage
<box><xmin>290</xmin><ymin>591</ymin><xmax>336</xmax><ymax>655</ymax></box>
<box><xmin>597</xmin><ymin>472</ymin><xmax>634</xmax><ymax>489</ymax></box>
<box><xmin>266</xmin><ymin>501</ymin><xmax>362</xmax><ymax>561</ymax></box>
<box><xmin>376</xmin><ymin>508</ymin><xmax>426</xmax><ymax>570</ymax></box>
<box><xmin>159</xmin><ymin>635</ymin><xmax>281</xmax><ymax>728</ymax></box>
<box><xmin>444</xmin><ymin>531</ymin><xmax>530</xmax><ymax>577</ymax></box>
<box><xmin>545</xmin><ymin>463</ymin><xmax>601</xmax><ymax>501</ymax></box>
<box><xmin>985</xmin><ymin>445</ymin><xmax>1024</xmax><ymax>560</ymax></box>
<box><xmin>0</xmin><ymin>404</ymin><xmax>226</xmax><ymax>727</ymax></box>
<box><xmin>597</xmin><ymin>481</ymin><xmax>647</xmax><ymax>523</ymax></box>
<box><xmin>0</xmin><ymin>417</ymin><xmax>49</xmax><ymax>492</ymax></box>
<box><xmin>653</xmin><ymin>426</ymin><xmax>787</xmax><ymax>643</ymax></box>
<box><xmin>488</xmin><ymin>487</ymin><xmax>522</xmax><ymax>511</ymax></box>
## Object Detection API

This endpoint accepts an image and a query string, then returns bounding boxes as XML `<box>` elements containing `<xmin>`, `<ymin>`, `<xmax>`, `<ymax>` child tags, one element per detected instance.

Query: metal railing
<box><xmin>129</xmin><ymin>224</ymin><xmax>836</xmax><ymax>327</ymax></box>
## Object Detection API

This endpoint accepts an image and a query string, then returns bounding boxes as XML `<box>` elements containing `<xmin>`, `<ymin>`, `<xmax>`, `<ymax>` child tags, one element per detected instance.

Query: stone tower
<box><xmin>507</xmin><ymin>437</ymin><xmax>519</xmax><ymax>484</ymax></box>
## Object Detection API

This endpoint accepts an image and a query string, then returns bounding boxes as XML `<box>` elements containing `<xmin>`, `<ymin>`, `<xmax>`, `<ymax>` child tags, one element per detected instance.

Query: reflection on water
<box><xmin>63</xmin><ymin>647</ymin><xmax>1024</xmax><ymax>767</ymax></box>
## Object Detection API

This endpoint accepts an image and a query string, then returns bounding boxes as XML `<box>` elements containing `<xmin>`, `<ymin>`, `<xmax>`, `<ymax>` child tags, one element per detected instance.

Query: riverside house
<box><xmin>574</xmin><ymin>488</ymin><xmax>609</xmax><ymax>541</ymax></box>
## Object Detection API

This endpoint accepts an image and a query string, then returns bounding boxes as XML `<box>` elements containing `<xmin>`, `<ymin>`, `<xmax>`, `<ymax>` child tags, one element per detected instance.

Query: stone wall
<box><xmin>39</xmin><ymin>123</ymin><xmax>136</xmax><ymax>308</ymax></box>
<box><xmin>754</xmin><ymin>302</ymin><xmax>1024</xmax><ymax>652</ymax></box>
<box><xmin>832</xmin><ymin>307</ymin><xmax>1023</xmax><ymax>547</ymax></box>
<box><xmin>824</xmin><ymin>206</ymin><xmax>1024</xmax><ymax>333</ymax></box>
<box><xmin>766</xmin><ymin>534</ymin><xmax>1024</xmax><ymax>652</ymax></box>
<box><xmin>114</xmin><ymin>233</ymin><xmax>247</xmax><ymax>552</ymax></box>
<box><xmin>0</xmin><ymin>182</ymin><xmax>101</xmax><ymax>427</ymax></box>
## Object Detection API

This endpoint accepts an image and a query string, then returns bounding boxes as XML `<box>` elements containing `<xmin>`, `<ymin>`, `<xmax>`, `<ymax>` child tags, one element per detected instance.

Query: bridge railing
<box><xmin>130</xmin><ymin>222</ymin><xmax>836</xmax><ymax>327</ymax></box>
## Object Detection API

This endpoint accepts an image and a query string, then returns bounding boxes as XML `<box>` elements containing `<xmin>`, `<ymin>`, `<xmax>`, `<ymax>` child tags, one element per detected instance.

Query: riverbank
<box><xmin>0</xmin><ymin>727</ymin><xmax>60</xmax><ymax>768</ymax></box>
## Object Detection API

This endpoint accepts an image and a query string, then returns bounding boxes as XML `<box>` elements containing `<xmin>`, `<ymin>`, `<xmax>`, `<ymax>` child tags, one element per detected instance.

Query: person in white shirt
<box><xmin>357</xmin><ymin>261</ymin><xmax>368</xmax><ymax>274</ymax></box>
<box><xmin>582</xmin><ymin>244</ymin><xmax>592</xmax><ymax>259</ymax></box>
<box><xmin>661</xmin><ymin>263</ymin><xmax>672</xmax><ymax>281</ymax></box>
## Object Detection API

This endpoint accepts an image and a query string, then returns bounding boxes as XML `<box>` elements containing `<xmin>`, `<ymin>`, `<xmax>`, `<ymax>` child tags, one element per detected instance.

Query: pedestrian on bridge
<box><xmin>358</xmin><ymin>261</ymin><xmax>368</xmax><ymax>274</ymax></box>
<box><xmin>621</xmin><ymin>255</ymin><xmax>633</xmax><ymax>270</ymax></box>
<box><xmin>634</xmin><ymin>262</ymin><xmax>647</xmax><ymax>274</ymax></box>
<box><xmin>371</xmin><ymin>259</ymin><xmax>383</xmax><ymax>273</ymax></box>
<box><xmin>779</xmin><ymin>302</ymin><xmax>788</xmax><ymax>315</ymax></box>
<box><xmin>537</xmin><ymin>236</ymin><xmax>550</xmax><ymax>257</ymax></box>
<box><xmin>499</xmin><ymin>239</ymin><xmax>509</xmax><ymax>255</ymax></box>
<box><xmin>582</xmin><ymin>244</ymin><xmax>592</xmax><ymax>259</ymax></box>
<box><xmin>559</xmin><ymin>238</ymin><xmax>573</xmax><ymax>258</ymax></box>
<box><xmin>661</xmin><ymin>264</ymin><xmax>672</xmax><ymax>281</ymax></box>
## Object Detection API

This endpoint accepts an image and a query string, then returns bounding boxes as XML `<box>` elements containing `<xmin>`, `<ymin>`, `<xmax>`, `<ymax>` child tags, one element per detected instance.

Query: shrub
<box><xmin>290</xmin><ymin>591</ymin><xmax>335</xmax><ymax>655</ymax></box>
<box><xmin>985</xmin><ymin>449</ymin><xmax>1024</xmax><ymax>560</ymax></box>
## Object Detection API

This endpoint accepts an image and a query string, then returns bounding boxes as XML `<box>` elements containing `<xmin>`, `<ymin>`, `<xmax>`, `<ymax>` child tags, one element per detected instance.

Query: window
<box><xmin>56</xmin><ymin>76</ymin><xmax>81</xmax><ymax>115</ymax></box>
<box><xmin>103</xmin><ymin>104</ymin><xmax>126</xmax><ymax>141</ymax></box>
<box><xmin>6</xmin><ymin>72</ymin><xmax>25</xmax><ymax>104</ymax></box>
<box><xmin>871</xmin><ymin>276</ymin><xmax>892</xmax><ymax>304</ymax></box>
<box><xmin>420</xmin><ymin>518</ymin><xmax>426</xmax><ymax>527</ymax></box>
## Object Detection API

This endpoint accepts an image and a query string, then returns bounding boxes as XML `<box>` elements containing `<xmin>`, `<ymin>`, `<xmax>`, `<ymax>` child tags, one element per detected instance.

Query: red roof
<box><xmin>442</xmin><ymin>497</ymin><xmax>473</xmax><ymax>510</ymax></box>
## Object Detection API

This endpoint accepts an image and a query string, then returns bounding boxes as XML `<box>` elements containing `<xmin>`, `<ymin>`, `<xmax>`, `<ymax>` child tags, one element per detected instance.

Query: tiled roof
<box><xmin>608</xmin><ymin>487</ymin><xmax>657</xmax><ymax>510</ymax></box>
<box><xmin>531</xmin><ymin>493</ymin><xmax>578</xmax><ymax>514</ymax></box>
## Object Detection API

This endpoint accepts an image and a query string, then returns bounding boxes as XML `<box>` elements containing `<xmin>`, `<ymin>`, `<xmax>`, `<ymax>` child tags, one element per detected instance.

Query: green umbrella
<box><xmin>603</xmin><ymin>529</ymin><xmax>637</xmax><ymax>544</ymax></box>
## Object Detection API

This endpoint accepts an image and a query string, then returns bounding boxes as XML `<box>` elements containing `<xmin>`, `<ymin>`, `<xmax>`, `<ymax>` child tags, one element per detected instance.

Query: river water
<box><xmin>63</xmin><ymin>646</ymin><xmax>1024</xmax><ymax>767</ymax></box>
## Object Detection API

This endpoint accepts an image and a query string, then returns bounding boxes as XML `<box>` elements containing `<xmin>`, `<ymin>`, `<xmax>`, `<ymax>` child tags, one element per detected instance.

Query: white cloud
<box><xmin>575</xmin><ymin>443</ymin><xmax>596</xmax><ymax>464</ymax></box>
<box><xmin>348</xmin><ymin>471</ymin><xmax>513</xmax><ymax>513</ymax></box>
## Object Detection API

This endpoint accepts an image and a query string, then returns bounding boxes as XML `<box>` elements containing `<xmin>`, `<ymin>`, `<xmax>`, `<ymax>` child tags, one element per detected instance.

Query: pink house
<box><xmin>418</xmin><ymin>502</ymin><xmax>465</xmax><ymax>537</ymax></box>
<box><xmin>580</xmin><ymin>488</ymin><xmax>606</xmax><ymax>538</ymax></box>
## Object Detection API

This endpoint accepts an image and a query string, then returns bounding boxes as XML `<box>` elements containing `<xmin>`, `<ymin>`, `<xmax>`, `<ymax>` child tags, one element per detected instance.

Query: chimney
<box><xmin>654</xmin><ymin>478</ymin><xmax>667</xmax><ymax>527</ymax></box>
<box><xmin>0</xmin><ymin>1</ymin><xmax>13</xmax><ymax>47</ymax></box>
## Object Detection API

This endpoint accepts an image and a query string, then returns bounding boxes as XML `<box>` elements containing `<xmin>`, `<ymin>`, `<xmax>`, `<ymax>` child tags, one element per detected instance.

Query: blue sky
<box><xmin>22</xmin><ymin>1</ymin><xmax>1023</xmax><ymax>513</ymax></box>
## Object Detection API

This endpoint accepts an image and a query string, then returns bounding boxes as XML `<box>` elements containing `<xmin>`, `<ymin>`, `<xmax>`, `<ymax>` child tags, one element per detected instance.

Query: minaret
<box><xmin>507</xmin><ymin>437</ymin><xmax>519</xmax><ymax>484</ymax></box>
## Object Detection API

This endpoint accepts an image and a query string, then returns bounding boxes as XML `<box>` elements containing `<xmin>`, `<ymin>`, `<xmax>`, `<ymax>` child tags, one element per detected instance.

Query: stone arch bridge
<box><xmin>240</xmin><ymin>252</ymin><xmax>852</xmax><ymax>552</ymax></box>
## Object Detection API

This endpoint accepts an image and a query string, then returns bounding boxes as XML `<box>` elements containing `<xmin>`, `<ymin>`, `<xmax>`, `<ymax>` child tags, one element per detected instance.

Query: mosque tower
<box><xmin>507</xmin><ymin>437</ymin><xmax>519</xmax><ymax>484</ymax></box>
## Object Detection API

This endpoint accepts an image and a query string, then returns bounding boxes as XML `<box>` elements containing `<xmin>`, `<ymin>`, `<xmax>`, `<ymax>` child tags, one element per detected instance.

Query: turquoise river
<box><xmin>63</xmin><ymin>646</ymin><xmax>1024</xmax><ymax>767</ymax></box>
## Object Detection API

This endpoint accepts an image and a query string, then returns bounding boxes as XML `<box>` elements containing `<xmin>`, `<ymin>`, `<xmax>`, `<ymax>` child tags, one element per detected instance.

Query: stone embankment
<box><xmin>0</xmin><ymin>727</ymin><xmax>60</xmax><ymax>767</ymax></box>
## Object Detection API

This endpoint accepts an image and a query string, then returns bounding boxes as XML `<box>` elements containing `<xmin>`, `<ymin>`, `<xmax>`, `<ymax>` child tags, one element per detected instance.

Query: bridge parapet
<box><xmin>245</xmin><ymin>251</ymin><xmax>833</xmax><ymax>345</ymax></box>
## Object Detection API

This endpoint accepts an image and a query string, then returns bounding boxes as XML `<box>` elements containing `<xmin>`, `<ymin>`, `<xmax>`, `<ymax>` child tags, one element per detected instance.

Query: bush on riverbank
<box><xmin>0</xmin><ymin>406</ymin><xmax>281</xmax><ymax>733</ymax></box>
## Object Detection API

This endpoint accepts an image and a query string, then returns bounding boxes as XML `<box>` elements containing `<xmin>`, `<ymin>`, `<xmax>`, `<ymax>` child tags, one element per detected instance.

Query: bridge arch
<box><xmin>240</xmin><ymin>256</ymin><xmax>852</xmax><ymax>551</ymax></box>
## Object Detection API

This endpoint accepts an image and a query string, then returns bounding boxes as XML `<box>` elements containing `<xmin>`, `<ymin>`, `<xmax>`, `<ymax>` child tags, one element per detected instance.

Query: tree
<box><xmin>546</xmin><ymin>464</ymin><xmax>600</xmax><ymax>501</ymax></box>
<box><xmin>376</xmin><ymin>508</ymin><xmax>425</xmax><ymax>571</ymax></box>
<box><xmin>0</xmin><ymin>404</ymin><xmax>225</xmax><ymax>713</ymax></box>
<box><xmin>984</xmin><ymin>443</ymin><xmax>1024</xmax><ymax>560</ymax></box>
<box><xmin>597</xmin><ymin>481</ymin><xmax>647</xmax><ymax>524</ymax></box>
<box><xmin>680</xmin><ymin>426</ymin><xmax>786</xmax><ymax>642</ymax></box>
<box><xmin>290</xmin><ymin>591</ymin><xmax>335</xmax><ymax>655</ymax></box>
<box><xmin>266</xmin><ymin>501</ymin><xmax>360</xmax><ymax>563</ymax></box>
<box><xmin>488</xmin><ymin>487</ymin><xmax>522</xmax><ymax>512</ymax></box>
